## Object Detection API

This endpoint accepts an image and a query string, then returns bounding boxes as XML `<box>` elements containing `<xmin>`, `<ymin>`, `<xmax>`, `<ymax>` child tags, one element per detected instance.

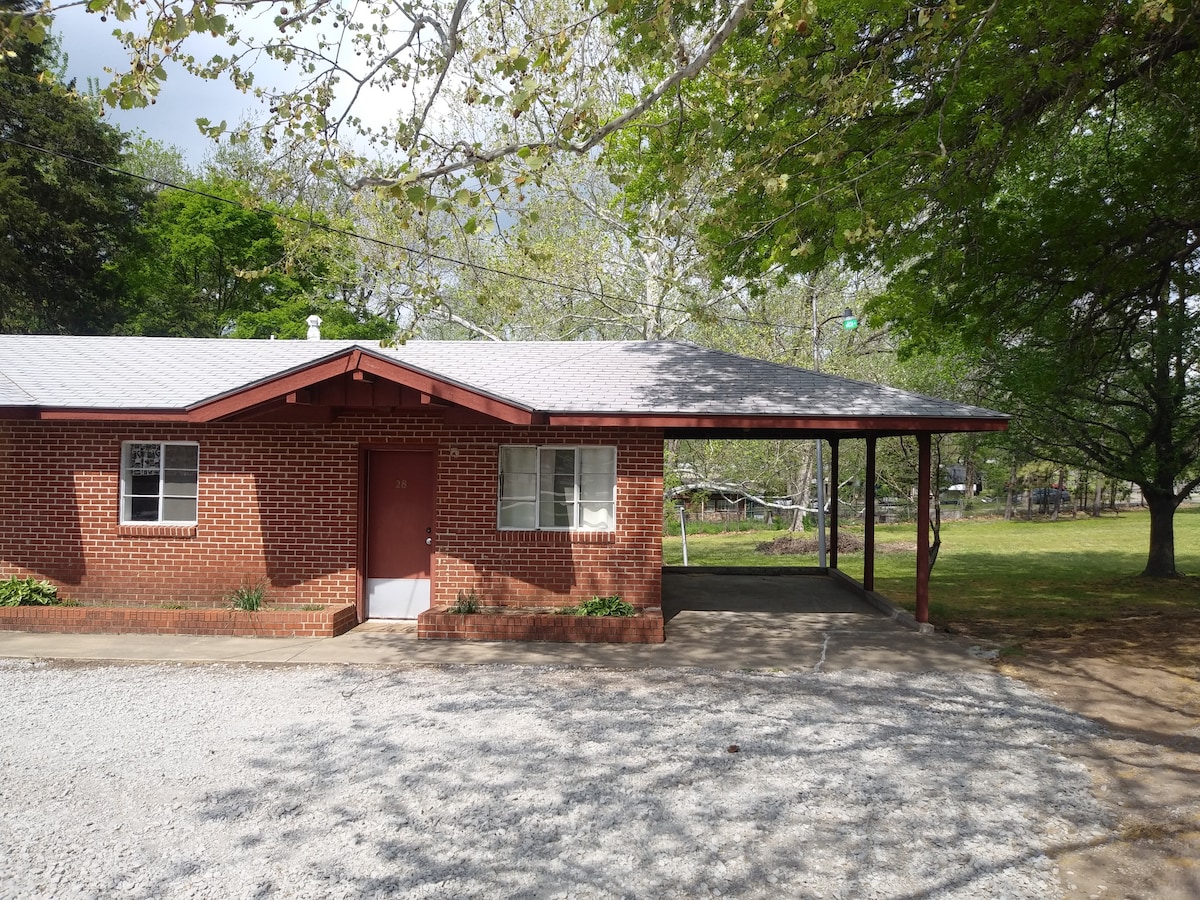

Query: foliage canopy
<box><xmin>0</xmin><ymin>0</ymin><xmax>146</xmax><ymax>334</ymax></box>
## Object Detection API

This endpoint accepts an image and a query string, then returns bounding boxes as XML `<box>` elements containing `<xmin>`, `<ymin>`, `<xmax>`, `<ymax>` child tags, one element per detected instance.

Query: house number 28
<box><xmin>395</xmin><ymin>479</ymin><xmax>407</xmax><ymax>489</ymax></box>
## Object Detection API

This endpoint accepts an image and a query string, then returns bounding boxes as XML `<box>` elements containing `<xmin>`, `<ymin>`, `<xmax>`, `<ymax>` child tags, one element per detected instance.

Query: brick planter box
<box><xmin>0</xmin><ymin>603</ymin><xmax>359</xmax><ymax>638</ymax></box>
<box><xmin>418</xmin><ymin>607</ymin><xmax>664</xmax><ymax>643</ymax></box>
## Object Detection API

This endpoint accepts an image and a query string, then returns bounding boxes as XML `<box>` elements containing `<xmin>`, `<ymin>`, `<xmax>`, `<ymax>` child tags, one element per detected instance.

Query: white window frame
<box><xmin>498</xmin><ymin>445</ymin><xmax>617</xmax><ymax>532</ymax></box>
<box><xmin>120</xmin><ymin>441</ymin><xmax>200</xmax><ymax>525</ymax></box>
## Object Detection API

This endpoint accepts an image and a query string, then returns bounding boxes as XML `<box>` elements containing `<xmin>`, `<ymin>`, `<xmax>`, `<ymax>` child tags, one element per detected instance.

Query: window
<box><xmin>499</xmin><ymin>446</ymin><xmax>616</xmax><ymax>531</ymax></box>
<box><xmin>121</xmin><ymin>442</ymin><xmax>199</xmax><ymax>524</ymax></box>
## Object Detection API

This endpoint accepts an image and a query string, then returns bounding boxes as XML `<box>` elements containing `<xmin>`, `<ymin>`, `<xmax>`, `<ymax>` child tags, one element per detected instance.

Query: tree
<box><xmin>115</xmin><ymin>179</ymin><xmax>305</xmax><ymax>336</ymax></box>
<box><xmin>3</xmin><ymin>0</ymin><xmax>768</xmax><ymax>207</ymax></box>
<box><xmin>899</xmin><ymin>101</ymin><xmax>1200</xmax><ymax>577</ymax></box>
<box><xmin>122</xmin><ymin>134</ymin><xmax>192</xmax><ymax>187</ymax></box>
<box><xmin>424</xmin><ymin>154</ymin><xmax>741</xmax><ymax>342</ymax></box>
<box><xmin>0</xmin><ymin>0</ymin><xmax>146</xmax><ymax>333</ymax></box>
<box><xmin>657</xmin><ymin>1</ymin><xmax>1200</xmax><ymax>577</ymax></box>
<box><xmin>116</xmin><ymin>177</ymin><xmax>392</xmax><ymax>339</ymax></box>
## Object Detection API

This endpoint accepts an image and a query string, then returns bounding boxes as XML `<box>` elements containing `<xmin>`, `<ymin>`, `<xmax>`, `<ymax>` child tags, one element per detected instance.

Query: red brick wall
<box><xmin>0</xmin><ymin>603</ymin><xmax>359</xmax><ymax>638</ymax></box>
<box><xmin>0</xmin><ymin>416</ymin><xmax>664</xmax><ymax>612</ymax></box>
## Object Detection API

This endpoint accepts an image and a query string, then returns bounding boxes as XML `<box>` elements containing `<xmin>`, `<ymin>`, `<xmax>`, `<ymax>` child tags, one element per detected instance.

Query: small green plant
<box><xmin>0</xmin><ymin>576</ymin><xmax>61</xmax><ymax>607</ymax></box>
<box><xmin>299</xmin><ymin>604</ymin><xmax>325</xmax><ymax>611</ymax></box>
<box><xmin>228</xmin><ymin>581</ymin><xmax>268</xmax><ymax>612</ymax></box>
<box><xmin>447</xmin><ymin>590</ymin><xmax>481</xmax><ymax>614</ymax></box>
<box><xmin>158</xmin><ymin>602</ymin><xmax>187</xmax><ymax>610</ymax></box>
<box><xmin>575</xmin><ymin>595</ymin><xmax>635</xmax><ymax>617</ymax></box>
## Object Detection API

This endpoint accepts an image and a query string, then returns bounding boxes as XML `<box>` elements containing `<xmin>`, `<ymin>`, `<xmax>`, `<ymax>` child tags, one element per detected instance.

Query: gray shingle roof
<box><xmin>389</xmin><ymin>340</ymin><xmax>1004</xmax><ymax>420</ymax></box>
<box><xmin>0</xmin><ymin>369</ymin><xmax>35</xmax><ymax>406</ymax></box>
<box><xmin>0</xmin><ymin>335</ymin><xmax>1007</xmax><ymax>424</ymax></box>
<box><xmin>0</xmin><ymin>336</ymin><xmax>364</xmax><ymax>409</ymax></box>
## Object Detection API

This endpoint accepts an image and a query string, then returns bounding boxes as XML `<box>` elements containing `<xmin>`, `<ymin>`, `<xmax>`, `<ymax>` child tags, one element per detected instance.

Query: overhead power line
<box><xmin>0</xmin><ymin>132</ymin><xmax>819</xmax><ymax>333</ymax></box>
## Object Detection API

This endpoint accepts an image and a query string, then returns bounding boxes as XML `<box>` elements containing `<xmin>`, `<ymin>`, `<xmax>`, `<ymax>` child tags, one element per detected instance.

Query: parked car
<box><xmin>1031</xmin><ymin>487</ymin><xmax>1071</xmax><ymax>505</ymax></box>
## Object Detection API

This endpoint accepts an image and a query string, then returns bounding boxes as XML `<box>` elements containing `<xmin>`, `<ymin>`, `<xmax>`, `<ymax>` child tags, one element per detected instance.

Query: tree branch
<box><xmin>354</xmin><ymin>0</ymin><xmax>756</xmax><ymax>189</ymax></box>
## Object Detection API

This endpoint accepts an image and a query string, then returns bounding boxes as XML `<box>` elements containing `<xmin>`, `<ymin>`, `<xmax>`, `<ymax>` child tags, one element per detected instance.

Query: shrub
<box><xmin>447</xmin><ymin>590</ymin><xmax>481</xmax><ymax>614</ymax></box>
<box><xmin>576</xmin><ymin>595</ymin><xmax>635</xmax><ymax>617</ymax></box>
<box><xmin>228</xmin><ymin>581</ymin><xmax>267</xmax><ymax>611</ymax></box>
<box><xmin>0</xmin><ymin>577</ymin><xmax>60</xmax><ymax>607</ymax></box>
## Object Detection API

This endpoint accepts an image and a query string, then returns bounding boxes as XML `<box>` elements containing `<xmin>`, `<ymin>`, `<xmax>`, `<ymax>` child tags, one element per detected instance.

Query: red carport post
<box><xmin>916</xmin><ymin>433</ymin><xmax>932</xmax><ymax>623</ymax></box>
<box><xmin>864</xmin><ymin>436</ymin><xmax>877</xmax><ymax>592</ymax></box>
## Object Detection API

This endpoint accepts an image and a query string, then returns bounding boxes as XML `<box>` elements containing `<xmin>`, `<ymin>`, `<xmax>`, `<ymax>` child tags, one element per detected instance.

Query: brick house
<box><xmin>0</xmin><ymin>336</ymin><xmax>1007</xmax><ymax>630</ymax></box>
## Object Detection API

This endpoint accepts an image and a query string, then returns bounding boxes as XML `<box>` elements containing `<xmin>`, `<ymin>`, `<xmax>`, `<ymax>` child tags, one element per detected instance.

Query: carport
<box><xmin>661</xmin><ymin>404</ymin><xmax>1009</xmax><ymax>625</ymax></box>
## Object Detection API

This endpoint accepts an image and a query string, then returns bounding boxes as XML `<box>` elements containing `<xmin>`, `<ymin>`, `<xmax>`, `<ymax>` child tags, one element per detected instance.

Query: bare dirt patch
<box><xmin>878</xmin><ymin>540</ymin><xmax>920</xmax><ymax>553</ymax></box>
<box><xmin>971</xmin><ymin>610</ymin><xmax>1200</xmax><ymax>899</ymax></box>
<box><xmin>756</xmin><ymin>533</ymin><xmax>866</xmax><ymax>555</ymax></box>
<box><xmin>753</xmin><ymin>534</ymin><xmax>917</xmax><ymax>556</ymax></box>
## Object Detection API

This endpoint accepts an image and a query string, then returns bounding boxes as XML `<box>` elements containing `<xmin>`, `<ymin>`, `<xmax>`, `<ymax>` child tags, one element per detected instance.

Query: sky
<box><xmin>51</xmin><ymin>5</ymin><xmax>267</xmax><ymax>164</ymax></box>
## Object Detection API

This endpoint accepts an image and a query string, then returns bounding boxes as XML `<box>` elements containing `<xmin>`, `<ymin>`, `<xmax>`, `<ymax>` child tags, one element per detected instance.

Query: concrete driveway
<box><xmin>0</xmin><ymin>571</ymin><xmax>991</xmax><ymax>674</ymax></box>
<box><xmin>660</xmin><ymin>569</ymin><xmax>991</xmax><ymax>673</ymax></box>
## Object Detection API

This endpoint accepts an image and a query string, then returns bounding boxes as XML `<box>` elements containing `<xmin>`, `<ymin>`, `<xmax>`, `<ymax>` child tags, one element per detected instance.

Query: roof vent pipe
<box><xmin>306</xmin><ymin>315</ymin><xmax>322</xmax><ymax>341</ymax></box>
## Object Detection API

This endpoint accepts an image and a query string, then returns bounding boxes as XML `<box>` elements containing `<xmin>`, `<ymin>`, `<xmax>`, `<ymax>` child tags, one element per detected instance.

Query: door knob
<box><xmin>425</xmin><ymin>537</ymin><xmax>432</xmax><ymax>545</ymax></box>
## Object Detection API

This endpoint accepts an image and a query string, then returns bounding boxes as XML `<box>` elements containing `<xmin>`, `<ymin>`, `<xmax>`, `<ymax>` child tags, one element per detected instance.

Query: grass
<box><xmin>665</xmin><ymin>507</ymin><xmax>1200</xmax><ymax>638</ymax></box>
<box><xmin>227</xmin><ymin>581</ymin><xmax>267</xmax><ymax>612</ymax></box>
<box><xmin>447</xmin><ymin>590</ymin><xmax>482</xmax><ymax>614</ymax></box>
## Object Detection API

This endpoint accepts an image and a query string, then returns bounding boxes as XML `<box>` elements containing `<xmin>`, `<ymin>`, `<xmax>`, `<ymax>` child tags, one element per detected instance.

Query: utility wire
<box><xmin>0</xmin><ymin>132</ymin><xmax>821</xmax><ymax>333</ymax></box>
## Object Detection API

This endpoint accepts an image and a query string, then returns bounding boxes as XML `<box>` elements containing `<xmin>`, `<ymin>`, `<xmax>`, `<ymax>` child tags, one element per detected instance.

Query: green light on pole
<box><xmin>842</xmin><ymin>308</ymin><xmax>859</xmax><ymax>331</ymax></box>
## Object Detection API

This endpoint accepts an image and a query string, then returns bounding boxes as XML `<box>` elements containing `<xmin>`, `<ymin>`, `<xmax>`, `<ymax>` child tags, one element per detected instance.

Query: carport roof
<box><xmin>0</xmin><ymin>335</ymin><xmax>1008</xmax><ymax>435</ymax></box>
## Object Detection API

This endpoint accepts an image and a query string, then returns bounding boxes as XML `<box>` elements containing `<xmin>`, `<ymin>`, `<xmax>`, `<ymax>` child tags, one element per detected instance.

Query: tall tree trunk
<box><xmin>787</xmin><ymin>454</ymin><xmax>814</xmax><ymax>532</ymax></box>
<box><xmin>1004</xmin><ymin>460</ymin><xmax>1017</xmax><ymax>520</ymax></box>
<box><xmin>1092</xmin><ymin>478</ymin><xmax>1103</xmax><ymax>518</ymax></box>
<box><xmin>1142</xmin><ymin>488</ymin><xmax>1181</xmax><ymax>577</ymax></box>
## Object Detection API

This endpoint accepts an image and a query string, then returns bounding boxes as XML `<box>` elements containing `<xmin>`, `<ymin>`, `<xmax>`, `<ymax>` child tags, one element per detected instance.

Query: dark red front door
<box><xmin>366</xmin><ymin>450</ymin><xmax>435</xmax><ymax>618</ymax></box>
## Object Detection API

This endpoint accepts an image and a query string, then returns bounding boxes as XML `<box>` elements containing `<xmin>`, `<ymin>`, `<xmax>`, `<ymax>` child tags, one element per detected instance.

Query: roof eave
<box><xmin>1</xmin><ymin>407</ymin><xmax>191</xmax><ymax>422</ymax></box>
<box><xmin>547</xmin><ymin>412</ymin><xmax>1011</xmax><ymax>435</ymax></box>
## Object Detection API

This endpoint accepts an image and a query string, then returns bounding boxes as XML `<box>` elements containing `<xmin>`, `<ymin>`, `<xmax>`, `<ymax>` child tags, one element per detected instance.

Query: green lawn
<box><xmin>664</xmin><ymin>507</ymin><xmax>1200</xmax><ymax>637</ymax></box>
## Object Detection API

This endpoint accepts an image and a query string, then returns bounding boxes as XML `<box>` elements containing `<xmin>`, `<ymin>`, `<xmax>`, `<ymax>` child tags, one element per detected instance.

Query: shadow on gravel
<box><xmin>999</xmin><ymin>655</ymin><xmax>1200</xmax><ymax>900</ymax></box>
<box><xmin>165</xmin><ymin>667</ymin><xmax>1101</xmax><ymax>898</ymax></box>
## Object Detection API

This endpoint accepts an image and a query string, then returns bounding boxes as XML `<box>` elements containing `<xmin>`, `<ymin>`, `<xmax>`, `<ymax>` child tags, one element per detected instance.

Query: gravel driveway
<box><xmin>0</xmin><ymin>660</ymin><xmax>1104</xmax><ymax>899</ymax></box>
